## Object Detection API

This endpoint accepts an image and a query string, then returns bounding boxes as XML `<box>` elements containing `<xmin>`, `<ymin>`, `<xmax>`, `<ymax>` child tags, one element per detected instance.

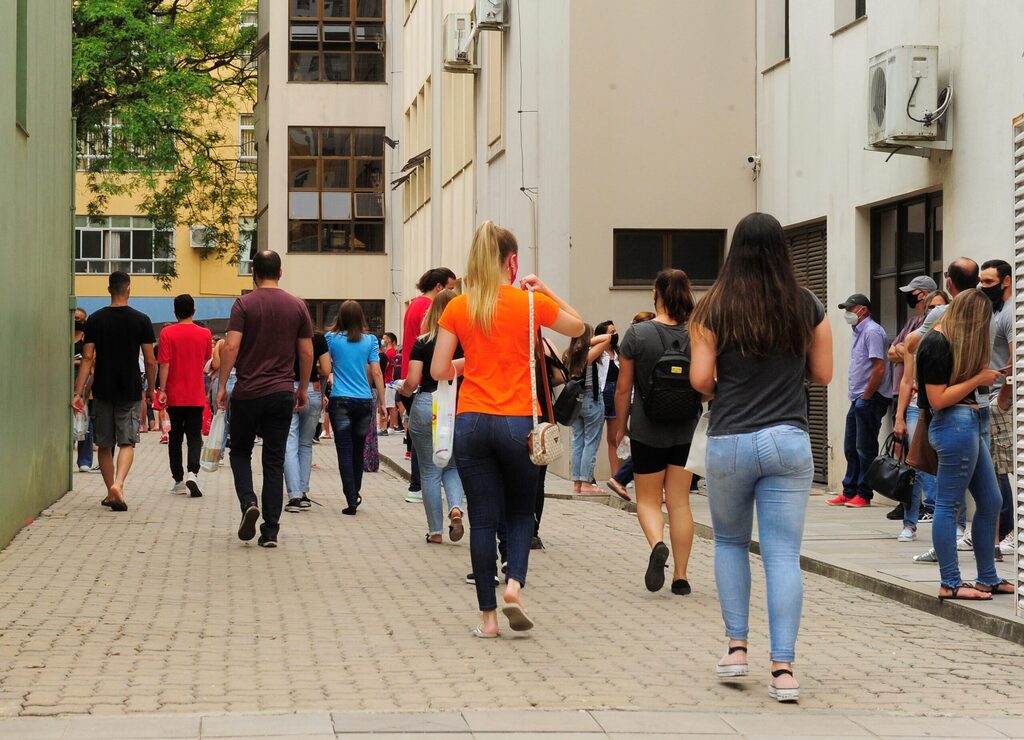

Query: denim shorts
<box><xmin>602</xmin><ymin>381</ymin><xmax>617</xmax><ymax>419</ymax></box>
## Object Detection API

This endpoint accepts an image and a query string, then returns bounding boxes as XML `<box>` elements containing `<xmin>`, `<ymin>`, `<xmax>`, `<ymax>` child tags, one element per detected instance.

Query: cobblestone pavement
<box><xmin>3</xmin><ymin>435</ymin><xmax>1024</xmax><ymax>722</ymax></box>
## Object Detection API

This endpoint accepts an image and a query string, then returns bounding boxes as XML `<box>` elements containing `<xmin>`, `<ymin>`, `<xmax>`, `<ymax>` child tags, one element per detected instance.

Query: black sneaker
<box><xmin>645</xmin><ymin>542</ymin><xmax>670</xmax><ymax>592</ymax></box>
<box><xmin>257</xmin><ymin>535</ymin><xmax>277</xmax><ymax>548</ymax></box>
<box><xmin>299</xmin><ymin>495</ymin><xmax>313</xmax><ymax>509</ymax></box>
<box><xmin>285</xmin><ymin>498</ymin><xmax>303</xmax><ymax>513</ymax></box>
<box><xmin>530</xmin><ymin>535</ymin><xmax>544</xmax><ymax>550</ymax></box>
<box><xmin>671</xmin><ymin>579</ymin><xmax>692</xmax><ymax>596</ymax></box>
<box><xmin>238</xmin><ymin>505</ymin><xmax>259</xmax><ymax>541</ymax></box>
<box><xmin>919</xmin><ymin>509</ymin><xmax>934</xmax><ymax>523</ymax></box>
<box><xmin>466</xmin><ymin>573</ymin><xmax>500</xmax><ymax>585</ymax></box>
<box><xmin>885</xmin><ymin>503</ymin><xmax>904</xmax><ymax>521</ymax></box>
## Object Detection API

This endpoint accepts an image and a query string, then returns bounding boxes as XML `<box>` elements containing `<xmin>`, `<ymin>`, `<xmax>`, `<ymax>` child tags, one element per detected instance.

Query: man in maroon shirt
<box><xmin>217</xmin><ymin>252</ymin><xmax>313</xmax><ymax>548</ymax></box>
<box><xmin>158</xmin><ymin>294</ymin><xmax>212</xmax><ymax>498</ymax></box>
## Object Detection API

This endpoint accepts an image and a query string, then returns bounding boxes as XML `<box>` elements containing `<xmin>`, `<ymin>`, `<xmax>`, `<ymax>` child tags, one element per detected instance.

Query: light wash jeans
<box><xmin>903</xmin><ymin>405</ymin><xmax>941</xmax><ymax>529</ymax></box>
<box><xmin>706</xmin><ymin>424</ymin><xmax>813</xmax><ymax>664</ymax></box>
<box><xmin>211</xmin><ymin>372</ymin><xmax>237</xmax><ymax>449</ymax></box>
<box><xmin>284</xmin><ymin>385</ymin><xmax>322</xmax><ymax>498</ymax></box>
<box><xmin>928</xmin><ymin>405</ymin><xmax>1001</xmax><ymax>590</ymax></box>
<box><xmin>409</xmin><ymin>392</ymin><xmax>466</xmax><ymax>535</ymax></box>
<box><xmin>570</xmin><ymin>389</ymin><xmax>604</xmax><ymax>481</ymax></box>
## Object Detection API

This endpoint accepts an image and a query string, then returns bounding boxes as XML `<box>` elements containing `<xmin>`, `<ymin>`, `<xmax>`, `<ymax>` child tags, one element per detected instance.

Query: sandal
<box><xmin>449</xmin><ymin>513</ymin><xmax>465</xmax><ymax>542</ymax></box>
<box><xmin>975</xmin><ymin>580</ymin><xmax>1015</xmax><ymax>596</ymax></box>
<box><xmin>768</xmin><ymin>669</ymin><xmax>799</xmax><ymax>702</ymax></box>
<box><xmin>716</xmin><ymin>646</ymin><xmax>749</xmax><ymax>679</ymax></box>
<box><xmin>425</xmin><ymin>534</ymin><xmax>443</xmax><ymax>544</ymax></box>
<box><xmin>938</xmin><ymin>582</ymin><xmax>993</xmax><ymax>601</ymax></box>
<box><xmin>501</xmin><ymin>602</ymin><xmax>535</xmax><ymax>632</ymax></box>
<box><xmin>472</xmin><ymin>626</ymin><xmax>499</xmax><ymax>638</ymax></box>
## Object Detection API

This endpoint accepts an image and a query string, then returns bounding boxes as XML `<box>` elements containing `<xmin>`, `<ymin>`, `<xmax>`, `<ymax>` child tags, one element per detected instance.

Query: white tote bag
<box><xmin>432</xmin><ymin>379</ymin><xmax>458</xmax><ymax>466</ymax></box>
<box><xmin>200</xmin><ymin>410</ymin><xmax>227</xmax><ymax>472</ymax></box>
<box><xmin>684</xmin><ymin>410</ymin><xmax>710</xmax><ymax>479</ymax></box>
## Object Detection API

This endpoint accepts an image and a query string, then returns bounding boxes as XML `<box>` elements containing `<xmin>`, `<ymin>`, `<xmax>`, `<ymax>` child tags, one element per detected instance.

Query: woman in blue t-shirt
<box><xmin>325</xmin><ymin>301</ymin><xmax>387</xmax><ymax>515</ymax></box>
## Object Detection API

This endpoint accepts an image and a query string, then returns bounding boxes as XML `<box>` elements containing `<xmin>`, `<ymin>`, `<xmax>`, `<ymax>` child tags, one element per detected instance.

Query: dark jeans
<box><xmin>410</xmin><ymin>447</ymin><xmax>422</xmax><ymax>491</ymax></box>
<box><xmin>454</xmin><ymin>412</ymin><xmax>539</xmax><ymax>612</ymax></box>
<box><xmin>842</xmin><ymin>394</ymin><xmax>890</xmax><ymax>500</ymax></box>
<box><xmin>168</xmin><ymin>406</ymin><xmax>203</xmax><ymax>482</ymax></box>
<box><xmin>613</xmin><ymin>458</ymin><xmax>634</xmax><ymax>486</ymax></box>
<box><xmin>328</xmin><ymin>396</ymin><xmax>373</xmax><ymax>506</ymax></box>
<box><xmin>229</xmin><ymin>392</ymin><xmax>294</xmax><ymax>538</ymax></box>
<box><xmin>77</xmin><ymin>417</ymin><xmax>94</xmax><ymax>468</ymax></box>
<box><xmin>998</xmin><ymin>472</ymin><xmax>1014</xmax><ymax>541</ymax></box>
<box><xmin>534</xmin><ymin>466</ymin><xmax>547</xmax><ymax>536</ymax></box>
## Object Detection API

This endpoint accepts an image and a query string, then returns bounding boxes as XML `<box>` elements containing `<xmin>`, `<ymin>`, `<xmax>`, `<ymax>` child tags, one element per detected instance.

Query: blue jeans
<box><xmin>77</xmin><ymin>415</ymin><xmax>94</xmax><ymax>468</ymax></box>
<box><xmin>613</xmin><ymin>458</ymin><xmax>634</xmax><ymax>486</ymax></box>
<box><xmin>284</xmin><ymin>386</ymin><xmax>323</xmax><ymax>498</ymax></box>
<box><xmin>454</xmin><ymin>412</ymin><xmax>539</xmax><ymax>612</ymax></box>
<box><xmin>212</xmin><ymin>373</ymin><xmax>237</xmax><ymax>448</ymax></box>
<box><xmin>903</xmin><ymin>405</ymin><xmax>939</xmax><ymax>528</ymax></box>
<box><xmin>706</xmin><ymin>424</ymin><xmax>813</xmax><ymax>663</ymax></box>
<box><xmin>328</xmin><ymin>396</ymin><xmax>373</xmax><ymax>507</ymax></box>
<box><xmin>842</xmin><ymin>394</ymin><xmax>890</xmax><ymax>499</ymax></box>
<box><xmin>409</xmin><ymin>391</ymin><xmax>466</xmax><ymax>535</ymax></box>
<box><xmin>571</xmin><ymin>390</ymin><xmax>604</xmax><ymax>481</ymax></box>
<box><xmin>928</xmin><ymin>406</ymin><xmax>1001</xmax><ymax>590</ymax></box>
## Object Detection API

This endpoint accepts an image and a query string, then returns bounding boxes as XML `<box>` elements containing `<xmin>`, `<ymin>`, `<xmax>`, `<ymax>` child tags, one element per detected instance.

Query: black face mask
<box><xmin>981</xmin><ymin>284</ymin><xmax>1005</xmax><ymax>309</ymax></box>
<box><xmin>74</xmin><ymin>320</ymin><xmax>86</xmax><ymax>333</ymax></box>
<box><xmin>904</xmin><ymin>292</ymin><xmax>921</xmax><ymax>310</ymax></box>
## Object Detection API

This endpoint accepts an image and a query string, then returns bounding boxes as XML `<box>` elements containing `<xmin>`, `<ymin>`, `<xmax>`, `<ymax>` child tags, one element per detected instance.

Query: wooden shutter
<box><xmin>1012</xmin><ymin>115</ymin><xmax>1024</xmax><ymax>615</ymax></box>
<box><xmin>786</xmin><ymin>220</ymin><xmax>829</xmax><ymax>484</ymax></box>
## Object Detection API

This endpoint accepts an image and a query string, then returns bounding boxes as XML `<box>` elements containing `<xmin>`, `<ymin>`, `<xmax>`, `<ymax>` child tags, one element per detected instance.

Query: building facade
<box><xmin>0</xmin><ymin>0</ymin><xmax>74</xmax><ymax>548</ymax></box>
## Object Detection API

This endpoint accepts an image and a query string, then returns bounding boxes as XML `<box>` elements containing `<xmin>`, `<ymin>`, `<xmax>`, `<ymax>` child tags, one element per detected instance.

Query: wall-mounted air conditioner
<box><xmin>475</xmin><ymin>0</ymin><xmax>508</xmax><ymax>30</ymax></box>
<box><xmin>189</xmin><ymin>226</ymin><xmax>210</xmax><ymax>249</ymax></box>
<box><xmin>443</xmin><ymin>14</ymin><xmax>479</xmax><ymax>73</ymax></box>
<box><xmin>867</xmin><ymin>45</ymin><xmax>941</xmax><ymax>146</ymax></box>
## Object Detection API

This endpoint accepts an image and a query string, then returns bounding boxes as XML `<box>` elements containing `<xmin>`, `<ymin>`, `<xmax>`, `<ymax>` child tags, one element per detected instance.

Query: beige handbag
<box><xmin>527</xmin><ymin>288</ymin><xmax>564</xmax><ymax>466</ymax></box>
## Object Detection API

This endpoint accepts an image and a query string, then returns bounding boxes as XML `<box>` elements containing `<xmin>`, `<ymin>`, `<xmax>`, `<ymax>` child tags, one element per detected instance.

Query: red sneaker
<box><xmin>826</xmin><ymin>494</ymin><xmax>852</xmax><ymax>506</ymax></box>
<box><xmin>844</xmin><ymin>495</ymin><xmax>871</xmax><ymax>508</ymax></box>
<box><xmin>160</xmin><ymin>434</ymin><xmax>169</xmax><ymax>444</ymax></box>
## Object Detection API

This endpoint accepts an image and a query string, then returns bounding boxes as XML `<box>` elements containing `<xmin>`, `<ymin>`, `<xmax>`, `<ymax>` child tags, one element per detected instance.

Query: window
<box><xmin>239</xmin><ymin>114</ymin><xmax>257</xmax><ymax>172</ymax></box>
<box><xmin>834</xmin><ymin>0</ymin><xmax>866</xmax><ymax>30</ymax></box>
<box><xmin>240</xmin><ymin>11</ymin><xmax>258</xmax><ymax>68</ymax></box>
<box><xmin>305</xmin><ymin>299</ymin><xmax>385</xmax><ymax>335</ymax></box>
<box><xmin>289</xmin><ymin>0</ymin><xmax>385</xmax><ymax>83</ymax></box>
<box><xmin>238</xmin><ymin>218</ymin><xmax>257</xmax><ymax>275</ymax></box>
<box><xmin>288</xmin><ymin>126</ymin><xmax>385</xmax><ymax>253</ymax></box>
<box><xmin>870</xmin><ymin>192</ymin><xmax>944</xmax><ymax>337</ymax></box>
<box><xmin>763</xmin><ymin>0</ymin><xmax>789</xmax><ymax>69</ymax></box>
<box><xmin>612</xmin><ymin>229</ymin><xmax>725</xmax><ymax>287</ymax></box>
<box><xmin>75</xmin><ymin>216</ymin><xmax>175</xmax><ymax>275</ymax></box>
<box><xmin>76</xmin><ymin>115</ymin><xmax>167</xmax><ymax>171</ymax></box>
<box><xmin>16</xmin><ymin>0</ymin><xmax>27</xmax><ymax>132</ymax></box>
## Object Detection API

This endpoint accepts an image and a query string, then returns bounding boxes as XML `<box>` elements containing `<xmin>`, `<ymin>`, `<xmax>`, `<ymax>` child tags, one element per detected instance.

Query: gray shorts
<box><xmin>92</xmin><ymin>399</ymin><xmax>141</xmax><ymax>448</ymax></box>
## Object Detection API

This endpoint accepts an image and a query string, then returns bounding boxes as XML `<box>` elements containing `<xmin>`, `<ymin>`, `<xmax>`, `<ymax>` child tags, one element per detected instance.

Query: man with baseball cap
<box><xmin>827</xmin><ymin>292</ymin><xmax>892</xmax><ymax>508</ymax></box>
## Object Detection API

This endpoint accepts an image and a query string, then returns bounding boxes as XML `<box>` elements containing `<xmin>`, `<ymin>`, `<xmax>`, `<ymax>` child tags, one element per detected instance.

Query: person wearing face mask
<box><xmin>827</xmin><ymin>294</ymin><xmax>892</xmax><ymax>508</ymax></box>
<box><xmin>979</xmin><ymin>260</ymin><xmax>1015</xmax><ymax>559</ymax></box>
<box><xmin>882</xmin><ymin>276</ymin><xmax>937</xmax><ymax>531</ymax></box>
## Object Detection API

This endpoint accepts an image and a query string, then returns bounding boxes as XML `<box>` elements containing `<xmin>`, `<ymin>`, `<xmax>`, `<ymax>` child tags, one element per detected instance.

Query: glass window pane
<box><xmin>154</xmin><ymin>231</ymin><xmax>173</xmax><ymax>258</ymax></box>
<box><xmin>614</xmin><ymin>233</ymin><xmax>663</xmax><ymax>283</ymax></box>
<box><xmin>110</xmin><ymin>216</ymin><xmax>131</xmax><ymax>227</ymax></box>
<box><xmin>353</xmin><ymin>128</ymin><xmax>383</xmax><ymax>156</ymax></box>
<box><xmin>74</xmin><ymin>216</ymin><xmax>89</xmax><ymax>227</ymax></box>
<box><xmin>321</xmin><ymin>128</ymin><xmax>351</xmax><ymax>156</ymax></box>
<box><xmin>290</xmin><ymin>53</ymin><xmax>321</xmax><ymax>81</ymax></box>
<box><xmin>322</xmin><ymin>159</ymin><xmax>350</xmax><ymax>188</ymax></box>
<box><xmin>323</xmin><ymin>24</ymin><xmax>352</xmax><ymax>49</ymax></box>
<box><xmin>88</xmin><ymin>216</ymin><xmax>107</xmax><ymax>227</ymax></box>
<box><xmin>109</xmin><ymin>231</ymin><xmax>131</xmax><ymax>259</ymax></box>
<box><xmin>132</xmin><ymin>217</ymin><xmax>154</xmax><ymax>229</ymax></box>
<box><xmin>354</xmin><ymin>158</ymin><xmax>381</xmax><ymax>188</ymax></box>
<box><xmin>355</xmin><ymin>24</ymin><xmax>383</xmax><ymax>51</ymax></box>
<box><xmin>931</xmin><ymin>201</ymin><xmax>943</xmax><ymax>266</ymax></box>
<box><xmin>352</xmin><ymin>222</ymin><xmax>385</xmax><ymax>252</ymax></box>
<box><xmin>289</xmin><ymin>221</ymin><xmax>320</xmax><ymax>252</ymax></box>
<box><xmin>670</xmin><ymin>231</ymin><xmax>723</xmax><ymax>283</ymax></box>
<box><xmin>322</xmin><ymin>301</ymin><xmax>342</xmax><ymax>328</ymax></box>
<box><xmin>323</xmin><ymin>53</ymin><xmax>352</xmax><ymax>81</ymax></box>
<box><xmin>362</xmin><ymin>300</ymin><xmax>385</xmax><ymax>336</ymax></box>
<box><xmin>132</xmin><ymin>260</ymin><xmax>154</xmax><ymax>275</ymax></box>
<box><xmin>357</xmin><ymin>0</ymin><xmax>383</xmax><ymax>18</ymax></box>
<box><xmin>904</xmin><ymin>202</ymin><xmax>926</xmax><ymax>266</ymax></box>
<box><xmin>322</xmin><ymin>192</ymin><xmax>352</xmax><ymax>219</ymax></box>
<box><xmin>289</xmin><ymin>127</ymin><xmax>318</xmax><ymax>156</ymax></box>
<box><xmin>289</xmin><ymin>158</ymin><xmax>319</xmax><ymax>189</ymax></box>
<box><xmin>876</xmin><ymin>275</ymin><xmax>898</xmax><ymax>338</ymax></box>
<box><xmin>355</xmin><ymin>192</ymin><xmax>383</xmax><ymax>218</ymax></box>
<box><xmin>291</xmin><ymin>0</ymin><xmax>319</xmax><ymax>17</ymax></box>
<box><xmin>876</xmin><ymin>208</ymin><xmax>897</xmax><ymax>271</ymax></box>
<box><xmin>289</xmin><ymin>192</ymin><xmax>320</xmax><ymax>219</ymax></box>
<box><xmin>79</xmin><ymin>231</ymin><xmax>102</xmax><ymax>258</ymax></box>
<box><xmin>322</xmin><ymin>223</ymin><xmax>350</xmax><ymax>252</ymax></box>
<box><xmin>354</xmin><ymin>53</ymin><xmax>384</xmax><ymax>82</ymax></box>
<box><xmin>289</xmin><ymin>23</ymin><xmax>320</xmax><ymax>50</ymax></box>
<box><xmin>323</xmin><ymin>0</ymin><xmax>350</xmax><ymax>18</ymax></box>
<box><xmin>133</xmin><ymin>230</ymin><xmax>154</xmax><ymax>260</ymax></box>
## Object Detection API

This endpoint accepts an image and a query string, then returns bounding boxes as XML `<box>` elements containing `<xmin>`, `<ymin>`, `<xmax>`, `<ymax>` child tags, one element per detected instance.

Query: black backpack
<box><xmin>637</xmin><ymin>322</ymin><xmax>702</xmax><ymax>424</ymax></box>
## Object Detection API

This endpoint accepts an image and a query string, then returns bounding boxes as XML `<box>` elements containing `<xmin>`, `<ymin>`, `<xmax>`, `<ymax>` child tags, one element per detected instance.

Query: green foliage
<box><xmin>73</xmin><ymin>0</ymin><xmax>258</xmax><ymax>286</ymax></box>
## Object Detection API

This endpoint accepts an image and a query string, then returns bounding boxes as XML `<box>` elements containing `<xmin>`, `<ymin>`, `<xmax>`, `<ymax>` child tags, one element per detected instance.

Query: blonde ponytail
<box><xmin>464</xmin><ymin>220</ymin><xmax>518</xmax><ymax>332</ymax></box>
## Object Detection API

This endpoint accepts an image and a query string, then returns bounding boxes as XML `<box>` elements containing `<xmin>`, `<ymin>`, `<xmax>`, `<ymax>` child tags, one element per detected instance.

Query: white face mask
<box><xmin>844</xmin><ymin>310</ymin><xmax>860</xmax><ymax>326</ymax></box>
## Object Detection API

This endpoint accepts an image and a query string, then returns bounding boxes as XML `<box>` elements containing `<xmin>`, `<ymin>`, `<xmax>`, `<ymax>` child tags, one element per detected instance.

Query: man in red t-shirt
<box><xmin>158</xmin><ymin>294</ymin><xmax>212</xmax><ymax>497</ymax></box>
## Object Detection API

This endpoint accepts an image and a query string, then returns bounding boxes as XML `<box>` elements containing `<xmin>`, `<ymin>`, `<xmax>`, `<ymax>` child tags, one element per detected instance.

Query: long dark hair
<box><xmin>594</xmin><ymin>320</ymin><xmax>618</xmax><ymax>354</ymax></box>
<box><xmin>562</xmin><ymin>323</ymin><xmax>594</xmax><ymax>379</ymax></box>
<box><xmin>690</xmin><ymin>212</ymin><xmax>813</xmax><ymax>358</ymax></box>
<box><xmin>654</xmin><ymin>270</ymin><xmax>694</xmax><ymax>323</ymax></box>
<box><xmin>330</xmin><ymin>300</ymin><xmax>367</xmax><ymax>342</ymax></box>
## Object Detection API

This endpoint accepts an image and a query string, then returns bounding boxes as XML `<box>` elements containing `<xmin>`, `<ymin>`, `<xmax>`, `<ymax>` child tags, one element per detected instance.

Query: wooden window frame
<box><xmin>288</xmin><ymin>0</ymin><xmax>385</xmax><ymax>83</ymax></box>
<box><xmin>612</xmin><ymin>228</ymin><xmax>726</xmax><ymax>287</ymax></box>
<box><xmin>305</xmin><ymin>298</ymin><xmax>385</xmax><ymax>336</ymax></box>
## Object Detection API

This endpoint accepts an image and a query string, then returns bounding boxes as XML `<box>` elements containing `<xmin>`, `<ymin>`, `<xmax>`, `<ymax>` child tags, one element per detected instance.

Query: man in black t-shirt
<box><xmin>72</xmin><ymin>272</ymin><xmax>156</xmax><ymax>512</ymax></box>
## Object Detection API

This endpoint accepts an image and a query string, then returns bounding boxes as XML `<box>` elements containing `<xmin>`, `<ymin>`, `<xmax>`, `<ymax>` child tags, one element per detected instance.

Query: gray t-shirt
<box><xmin>990</xmin><ymin>299</ymin><xmax>1012</xmax><ymax>401</ymax></box>
<box><xmin>619</xmin><ymin>320</ymin><xmax>698</xmax><ymax>448</ymax></box>
<box><xmin>708</xmin><ymin>290</ymin><xmax>826</xmax><ymax>436</ymax></box>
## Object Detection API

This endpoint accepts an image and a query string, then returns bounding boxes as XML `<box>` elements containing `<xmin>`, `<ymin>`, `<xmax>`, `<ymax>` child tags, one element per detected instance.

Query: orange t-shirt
<box><xmin>438</xmin><ymin>285</ymin><xmax>560</xmax><ymax>416</ymax></box>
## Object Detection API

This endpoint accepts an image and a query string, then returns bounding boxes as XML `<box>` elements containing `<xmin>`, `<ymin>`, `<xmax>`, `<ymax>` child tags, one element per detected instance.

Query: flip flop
<box><xmin>938</xmin><ymin>582</ymin><xmax>992</xmax><ymax>601</ymax></box>
<box><xmin>449</xmin><ymin>514</ymin><xmax>465</xmax><ymax>542</ymax></box>
<box><xmin>975</xmin><ymin>580</ymin><xmax>1015</xmax><ymax>596</ymax></box>
<box><xmin>472</xmin><ymin>626</ymin><xmax>499</xmax><ymax>638</ymax></box>
<box><xmin>501</xmin><ymin>602</ymin><xmax>535</xmax><ymax>631</ymax></box>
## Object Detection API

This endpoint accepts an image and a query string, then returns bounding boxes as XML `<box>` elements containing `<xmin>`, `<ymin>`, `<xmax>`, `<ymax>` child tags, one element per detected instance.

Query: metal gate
<box><xmin>1011</xmin><ymin>114</ymin><xmax>1024</xmax><ymax>615</ymax></box>
<box><xmin>785</xmin><ymin>220</ymin><xmax>829</xmax><ymax>485</ymax></box>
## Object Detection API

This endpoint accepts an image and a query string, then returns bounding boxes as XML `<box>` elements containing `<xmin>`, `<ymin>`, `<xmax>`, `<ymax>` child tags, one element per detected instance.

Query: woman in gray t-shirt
<box><xmin>614</xmin><ymin>269</ymin><xmax>698</xmax><ymax>598</ymax></box>
<box><xmin>689</xmin><ymin>212</ymin><xmax>833</xmax><ymax>704</ymax></box>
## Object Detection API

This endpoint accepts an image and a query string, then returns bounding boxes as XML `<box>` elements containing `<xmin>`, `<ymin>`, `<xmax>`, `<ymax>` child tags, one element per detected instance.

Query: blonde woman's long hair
<box><xmin>420</xmin><ymin>289</ymin><xmax>457</xmax><ymax>342</ymax></box>
<box><xmin>937</xmin><ymin>289</ymin><xmax>992</xmax><ymax>385</ymax></box>
<box><xmin>464</xmin><ymin>221</ymin><xmax>519</xmax><ymax>332</ymax></box>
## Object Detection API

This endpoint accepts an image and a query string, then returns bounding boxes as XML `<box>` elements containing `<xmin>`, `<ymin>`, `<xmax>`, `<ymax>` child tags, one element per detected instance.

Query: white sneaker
<box><xmin>1000</xmin><ymin>532</ymin><xmax>1015</xmax><ymax>555</ymax></box>
<box><xmin>169</xmin><ymin>480</ymin><xmax>187</xmax><ymax>494</ymax></box>
<box><xmin>405</xmin><ymin>491</ymin><xmax>423</xmax><ymax>503</ymax></box>
<box><xmin>957</xmin><ymin>532</ymin><xmax>973</xmax><ymax>551</ymax></box>
<box><xmin>185</xmin><ymin>471</ymin><xmax>202</xmax><ymax>498</ymax></box>
<box><xmin>78</xmin><ymin>465</ymin><xmax>91</xmax><ymax>473</ymax></box>
<box><xmin>898</xmin><ymin>527</ymin><xmax>916</xmax><ymax>542</ymax></box>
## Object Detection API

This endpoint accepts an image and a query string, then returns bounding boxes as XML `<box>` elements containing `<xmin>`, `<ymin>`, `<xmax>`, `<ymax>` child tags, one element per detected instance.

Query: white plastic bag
<box><xmin>432</xmin><ymin>379</ymin><xmax>457</xmax><ymax>466</ymax></box>
<box><xmin>73</xmin><ymin>410</ymin><xmax>89</xmax><ymax>442</ymax></box>
<box><xmin>201</xmin><ymin>410</ymin><xmax>227</xmax><ymax>472</ymax></box>
<box><xmin>616</xmin><ymin>435</ymin><xmax>631</xmax><ymax>460</ymax></box>
<box><xmin>684</xmin><ymin>411</ymin><xmax>709</xmax><ymax>479</ymax></box>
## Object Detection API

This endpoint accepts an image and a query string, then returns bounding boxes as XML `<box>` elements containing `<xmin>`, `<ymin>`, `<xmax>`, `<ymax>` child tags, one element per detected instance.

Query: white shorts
<box><xmin>385</xmin><ymin>386</ymin><xmax>397</xmax><ymax>408</ymax></box>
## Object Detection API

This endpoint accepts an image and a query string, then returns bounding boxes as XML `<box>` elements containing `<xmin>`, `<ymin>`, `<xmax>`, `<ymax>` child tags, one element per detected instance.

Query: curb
<box><xmin>378</xmin><ymin>452</ymin><xmax>1024</xmax><ymax>646</ymax></box>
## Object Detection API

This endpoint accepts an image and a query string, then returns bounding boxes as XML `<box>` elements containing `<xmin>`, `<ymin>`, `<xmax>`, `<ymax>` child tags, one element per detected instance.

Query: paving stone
<box><xmin>0</xmin><ymin>716</ymin><xmax>69</xmax><ymax>739</ymax></box>
<box><xmin>851</xmin><ymin>715</ymin><xmax>1005</xmax><ymax>737</ymax></box>
<box><xmin>330</xmin><ymin>711</ymin><xmax>470</xmax><ymax>733</ymax></box>
<box><xmin>591</xmin><ymin>711</ymin><xmax>734</xmax><ymax>735</ymax></box>
<box><xmin>463</xmin><ymin>711</ymin><xmax>603</xmax><ymax>733</ymax></box>
<box><xmin>201</xmin><ymin>712</ymin><xmax>335</xmax><ymax>737</ymax></box>
<box><xmin>720</xmin><ymin>713</ymin><xmax>871</xmax><ymax>737</ymax></box>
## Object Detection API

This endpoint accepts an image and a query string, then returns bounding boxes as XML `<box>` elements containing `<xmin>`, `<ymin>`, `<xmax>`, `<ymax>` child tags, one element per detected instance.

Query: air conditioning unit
<box><xmin>189</xmin><ymin>226</ymin><xmax>210</xmax><ymax>249</ymax></box>
<box><xmin>867</xmin><ymin>45</ymin><xmax>939</xmax><ymax>146</ymax></box>
<box><xmin>475</xmin><ymin>0</ymin><xmax>508</xmax><ymax>29</ymax></box>
<box><xmin>443</xmin><ymin>14</ymin><xmax>479</xmax><ymax>73</ymax></box>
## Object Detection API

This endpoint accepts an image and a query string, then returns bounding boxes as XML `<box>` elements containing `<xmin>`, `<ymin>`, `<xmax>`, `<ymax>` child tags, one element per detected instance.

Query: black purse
<box><xmin>862</xmin><ymin>433</ymin><xmax>916</xmax><ymax>504</ymax></box>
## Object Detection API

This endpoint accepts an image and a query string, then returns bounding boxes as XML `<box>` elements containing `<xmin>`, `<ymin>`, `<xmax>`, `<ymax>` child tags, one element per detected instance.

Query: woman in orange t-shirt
<box><xmin>432</xmin><ymin>221</ymin><xmax>584</xmax><ymax>637</ymax></box>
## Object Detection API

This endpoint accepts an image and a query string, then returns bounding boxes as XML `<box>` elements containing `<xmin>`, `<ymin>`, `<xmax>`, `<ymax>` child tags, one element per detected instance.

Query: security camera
<box><xmin>747</xmin><ymin>154</ymin><xmax>761</xmax><ymax>165</ymax></box>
